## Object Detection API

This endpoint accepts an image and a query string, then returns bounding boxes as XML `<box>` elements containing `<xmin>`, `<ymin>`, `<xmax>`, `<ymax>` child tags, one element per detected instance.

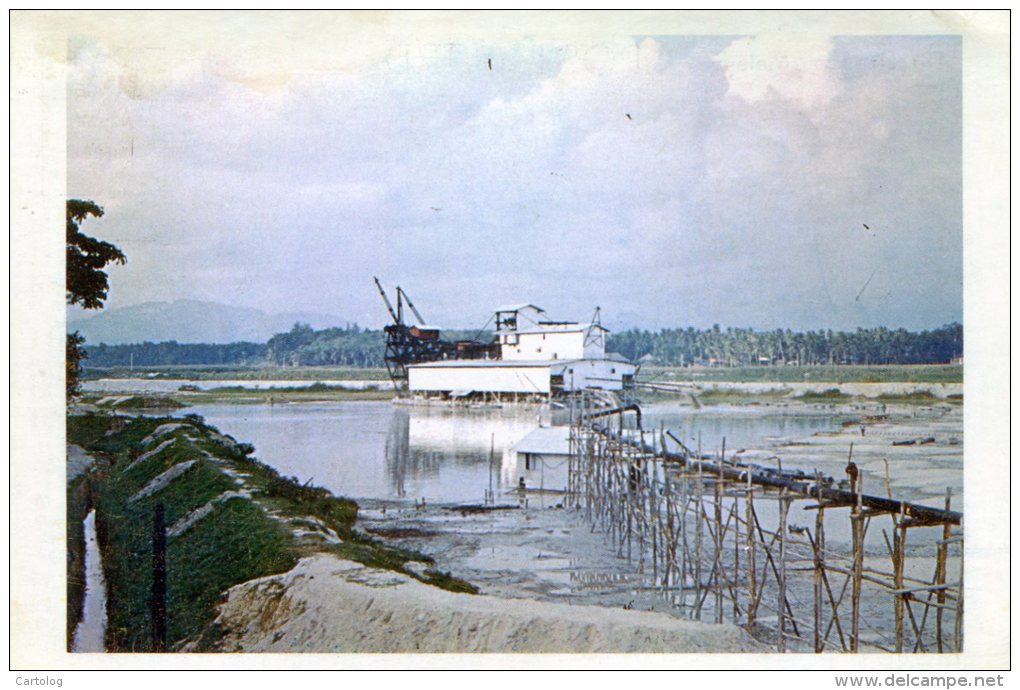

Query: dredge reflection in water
<box><xmin>186</xmin><ymin>402</ymin><xmax>546</xmax><ymax>503</ymax></box>
<box><xmin>184</xmin><ymin>401</ymin><xmax>850</xmax><ymax>506</ymax></box>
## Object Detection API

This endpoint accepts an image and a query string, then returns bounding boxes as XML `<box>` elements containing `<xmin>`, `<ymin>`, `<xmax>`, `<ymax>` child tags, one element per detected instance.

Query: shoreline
<box><xmin>77</xmin><ymin>377</ymin><xmax>963</xmax><ymax>411</ymax></box>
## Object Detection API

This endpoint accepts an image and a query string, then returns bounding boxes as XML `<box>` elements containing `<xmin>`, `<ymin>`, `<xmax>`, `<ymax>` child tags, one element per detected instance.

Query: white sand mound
<box><xmin>210</xmin><ymin>554</ymin><xmax>765</xmax><ymax>653</ymax></box>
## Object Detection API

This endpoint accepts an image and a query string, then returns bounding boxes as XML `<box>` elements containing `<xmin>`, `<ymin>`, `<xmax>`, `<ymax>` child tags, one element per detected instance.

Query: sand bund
<box><xmin>206</xmin><ymin>553</ymin><xmax>766</xmax><ymax>653</ymax></box>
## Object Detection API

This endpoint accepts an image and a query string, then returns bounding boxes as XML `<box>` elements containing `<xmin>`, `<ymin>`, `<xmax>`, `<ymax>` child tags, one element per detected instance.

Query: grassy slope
<box><xmin>70</xmin><ymin>411</ymin><xmax>476</xmax><ymax>652</ymax></box>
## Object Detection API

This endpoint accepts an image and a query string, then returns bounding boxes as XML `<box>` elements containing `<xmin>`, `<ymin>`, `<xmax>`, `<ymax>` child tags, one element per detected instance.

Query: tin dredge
<box><xmin>374</xmin><ymin>278</ymin><xmax>637</xmax><ymax>404</ymax></box>
<box><xmin>564</xmin><ymin>397</ymin><xmax>963</xmax><ymax>654</ymax></box>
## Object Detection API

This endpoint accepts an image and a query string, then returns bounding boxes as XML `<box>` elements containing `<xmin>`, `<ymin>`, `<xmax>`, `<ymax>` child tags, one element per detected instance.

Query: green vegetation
<box><xmin>70</xmin><ymin>412</ymin><xmax>476</xmax><ymax>652</ymax></box>
<box><xmin>794</xmin><ymin>388</ymin><xmax>851</xmax><ymax>402</ymax></box>
<box><xmin>82</xmin><ymin>364</ymin><xmax>389</xmax><ymax>381</ymax></box>
<box><xmin>68</xmin><ymin>412</ymin><xmax>119</xmax><ymax>447</ymax></box>
<box><xmin>420</xmin><ymin>569</ymin><xmax>480</xmax><ymax>595</ymax></box>
<box><xmin>615</xmin><ymin>323</ymin><xmax>962</xmax><ymax>367</ymax></box>
<box><xmin>66</xmin><ymin>198</ymin><xmax>126</xmax><ymax>399</ymax></box>
<box><xmin>66</xmin><ymin>200</ymin><xmax>126</xmax><ymax>311</ymax></box>
<box><xmin>67</xmin><ymin>332</ymin><xmax>88</xmax><ymax>399</ymax></box>
<box><xmin>94</xmin><ymin>395</ymin><xmax>186</xmax><ymax>410</ymax></box>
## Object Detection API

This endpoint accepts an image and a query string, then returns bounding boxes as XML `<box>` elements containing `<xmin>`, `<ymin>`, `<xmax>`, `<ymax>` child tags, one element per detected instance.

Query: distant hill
<box><xmin>68</xmin><ymin>299</ymin><xmax>345</xmax><ymax>345</ymax></box>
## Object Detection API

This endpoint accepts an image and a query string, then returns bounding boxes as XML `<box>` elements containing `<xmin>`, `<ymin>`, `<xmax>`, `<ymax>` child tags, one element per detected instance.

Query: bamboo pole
<box><xmin>746</xmin><ymin>471</ymin><xmax>757</xmax><ymax>629</ymax></box>
<box><xmin>733</xmin><ymin>486</ymin><xmax>741</xmax><ymax>623</ymax></box>
<box><xmin>935</xmin><ymin>488</ymin><xmax>951</xmax><ymax>652</ymax></box>
<box><xmin>954</xmin><ymin>520</ymin><xmax>964</xmax><ymax>653</ymax></box>
<box><xmin>814</xmin><ymin>474</ymin><xmax>825</xmax><ymax>653</ymax></box>
<box><xmin>894</xmin><ymin>505</ymin><xmax>906</xmax><ymax>652</ymax></box>
<box><xmin>715</xmin><ymin>440</ymin><xmax>725</xmax><ymax>624</ymax></box>
<box><xmin>851</xmin><ymin>478</ymin><xmax>864</xmax><ymax>653</ymax></box>
<box><xmin>679</xmin><ymin>465</ymin><xmax>689</xmax><ymax>610</ymax></box>
<box><xmin>694</xmin><ymin>461</ymin><xmax>704</xmax><ymax>620</ymax></box>
<box><xmin>777</xmin><ymin>488</ymin><xmax>789</xmax><ymax>652</ymax></box>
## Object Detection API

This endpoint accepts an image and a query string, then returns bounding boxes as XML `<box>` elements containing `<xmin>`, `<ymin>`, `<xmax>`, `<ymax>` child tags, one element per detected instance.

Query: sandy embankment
<box><xmin>209</xmin><ymin>554</ymin><xmax>765</xmax><ymax>653</ymax></box>
<box><xmin>685</xmin><ymin>381</ymin><xmax>962</xmax><ymax>398</ymax></box>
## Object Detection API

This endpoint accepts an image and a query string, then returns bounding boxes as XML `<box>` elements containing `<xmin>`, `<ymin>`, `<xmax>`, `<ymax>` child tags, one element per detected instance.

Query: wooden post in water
<box><xmin>894</xmin><ymin>503</ymin><xmax>906</xmax><ymax>652</ymax></box>
<box><xmin>777</xmin><ymin>488</ymin><xmax>789</xmax><ymax>652</ymax></box>
<box><xmin>745</xmin><ymin>470</ymin><xmax>757</xmax><ymax>629</ymax></box>
<box><xmin>679</xmin><ymin>464</ymin><xmax>688</xmax><ymax>609</ymax></box>
<box><xmin>935</xmin><ymin>488</ymin><xmax>951</xmax><ymax>652</ymax></box>
<box><xmin>813</xmin><ymin>473</ymin><xmax>826</xmax><ymax>653</ymax></box>
<box><xmin>694</xmin><ymin>461</ymin><xmax>704</xmax><ymax>620</ymax></box>
<box><xmin>733</xmin><ymin>483</ymin><xmax>741</xmax><ymax>623</ymax></box>
<box><xmin>151</xmin><ymin>503</ymin><xmax>167</xmax><ymax>652</ymax></box>
<box><xmin>487</xmin><ymin>432</ymin><xmax>495</xmax><ymax>505</ymax></box>
<box><xmin>954</xmin><ymin>517</ymin><xmax>964</xmax><ymax>653</ymax></box>
<box><xmin>714</xmin><ymin>440</ymin><xmax>725</xmax><ymax>624</ymax></box>
<box><xmin>850</xmin><ymin>478</ymin><xmax>864</xmax><ymax>653</ymax></box>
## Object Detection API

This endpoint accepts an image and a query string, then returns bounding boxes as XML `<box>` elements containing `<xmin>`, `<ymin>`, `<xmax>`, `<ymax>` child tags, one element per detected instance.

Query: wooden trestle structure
<box><xmin>566</xmin><ymin>402</ymin><xmax>963</xmax><ymax>653</ymax></box>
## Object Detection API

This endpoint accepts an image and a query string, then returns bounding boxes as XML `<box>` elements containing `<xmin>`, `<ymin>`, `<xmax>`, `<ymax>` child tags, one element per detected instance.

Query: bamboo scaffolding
<box><xmin>565</xmin><ymin>402</ymin><xmax>961</xmax><ymax>654</ymax></box>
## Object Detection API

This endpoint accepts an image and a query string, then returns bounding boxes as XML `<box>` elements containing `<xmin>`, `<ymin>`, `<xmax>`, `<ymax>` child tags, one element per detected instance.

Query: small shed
<box><xmin>505</xmin><ymin>426</ymin><xmax>572</xmax><ymax>492</ymax></box>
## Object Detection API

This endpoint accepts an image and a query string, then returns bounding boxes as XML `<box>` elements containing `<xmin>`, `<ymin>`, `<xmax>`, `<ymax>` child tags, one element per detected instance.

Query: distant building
<box><xmin>407</xmin><ymin>304</ymin><xmax>637</xmax><ymax>402</ymax></box>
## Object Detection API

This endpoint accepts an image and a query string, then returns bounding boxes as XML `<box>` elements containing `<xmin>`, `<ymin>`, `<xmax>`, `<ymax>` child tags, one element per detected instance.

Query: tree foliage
<box><xmin>85</xmin><ymin>341</ymin><xmax>268</xmax><ymax>367</ymax></box>
<box><xmin>67</xmin><ymin>331</ymin><xmax>87</xmax><ymax>398</ymax></box>
<box><xmin>606</xmin><ymin>323</ymin><xmax>963</xmax><ymax>367</ymax></box>
<box><xmin>67</xmin><ymin>199</ymin><xmax>126</xmax><ymax>310</ymax></box>
<box><xmin>67</xmin><ymin>199</ymin><xmax>126</xmax><ymax>399</ymax></box>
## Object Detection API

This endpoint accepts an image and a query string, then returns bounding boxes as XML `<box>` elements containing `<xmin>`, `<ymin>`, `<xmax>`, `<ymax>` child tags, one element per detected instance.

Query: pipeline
<box><xmin>590</xmin><ymin>423</ymin><xmax>962</xmax><ymax>526</ymax></box>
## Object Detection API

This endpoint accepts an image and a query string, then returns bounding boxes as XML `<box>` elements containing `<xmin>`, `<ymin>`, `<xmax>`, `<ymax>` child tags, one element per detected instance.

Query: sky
<box><xmin>63</xmin><ymin>13</ymin><xmax>963</xmax><ymax>333</ymax></box>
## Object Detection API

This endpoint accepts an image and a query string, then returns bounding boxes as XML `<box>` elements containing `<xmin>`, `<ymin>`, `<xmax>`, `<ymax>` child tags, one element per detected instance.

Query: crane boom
<box><xmin>398</xmin><ymin>287</ymin><xmax>427</xmax><ymax>325</ymax></box>
<box><xmin>373</xmin><ymin>277</ymin><xmax>399</xmax><ymax>324</ymax></box>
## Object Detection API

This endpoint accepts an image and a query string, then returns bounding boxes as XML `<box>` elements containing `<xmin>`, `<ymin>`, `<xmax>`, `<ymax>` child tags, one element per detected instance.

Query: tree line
<box><xmin>83</xmin><ymin>321</ymin><xmax>963</xmax><ymax>369</ymax></box>
<box><xmin>608</xmin><ymin>323</ymin><xmax>962</xmax><ymax>366</ymax></box>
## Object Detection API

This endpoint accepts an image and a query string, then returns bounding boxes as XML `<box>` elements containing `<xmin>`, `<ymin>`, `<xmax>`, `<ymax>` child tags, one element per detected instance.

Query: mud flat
<box><xmin>209</xmin><ymin>553</ymin><xmax>765</xmax><ymax>653</ymax></box>
<box><xmin>671</xmin><ymin>380</ymin><xmax>962</xmax><ymax>399</ymax></box>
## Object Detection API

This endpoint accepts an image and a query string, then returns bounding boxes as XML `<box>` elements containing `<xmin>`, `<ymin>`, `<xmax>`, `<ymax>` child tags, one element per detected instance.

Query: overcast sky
<box><xmin>65</xmin><ymin>14</ymin><xmax>962</xmax><ymax>332</ymax></box>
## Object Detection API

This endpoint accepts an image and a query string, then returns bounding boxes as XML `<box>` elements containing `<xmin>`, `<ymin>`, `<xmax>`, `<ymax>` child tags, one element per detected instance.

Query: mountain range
<box><xmin>68</xmin><ymin>299</ymin><xmax>345</xmax><ymax>345</ymax></box>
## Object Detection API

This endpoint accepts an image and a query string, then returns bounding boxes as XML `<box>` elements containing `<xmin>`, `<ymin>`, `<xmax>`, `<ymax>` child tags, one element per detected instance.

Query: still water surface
<box><xmin>182</xmin><ymin>401</ymin><xmax>846</xmax><ymax>504</ymax></box>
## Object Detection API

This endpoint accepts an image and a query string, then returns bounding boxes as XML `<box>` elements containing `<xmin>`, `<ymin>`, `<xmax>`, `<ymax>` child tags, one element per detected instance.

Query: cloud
<box><xmin>714</xmin><ymin>34</ymin><xmax>838</xmax><ymax>112</ymax></box>
<box><xmin>65</xmin><ymin>28</ymin><xmax>961</xmax><ymax>331</ymax></box>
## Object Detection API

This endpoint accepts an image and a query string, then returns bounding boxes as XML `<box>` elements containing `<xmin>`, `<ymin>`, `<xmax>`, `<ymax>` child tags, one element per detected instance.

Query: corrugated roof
<box><xmin>408</xmin><ymin>358</ymin><xmax>580</xmax><ymax>369</ymax></box>
<box><xmin>494</xmin><ymin>304</ymin><xmax>545</xmax><ymax>313</ymax></box>
<box><xmin>515</xmin><ymin>322</ymin><xmax>609</xmax><ymax>335</ymax></box>
<box><xmin>408</xmin><ymin>357</ymin><xmax>635</xmax><ymax>369</ymax></box>
<box><xmin>512</xmin><ymin>426</ymin><xmax>572</xmax><ymax>455</ymax></box>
